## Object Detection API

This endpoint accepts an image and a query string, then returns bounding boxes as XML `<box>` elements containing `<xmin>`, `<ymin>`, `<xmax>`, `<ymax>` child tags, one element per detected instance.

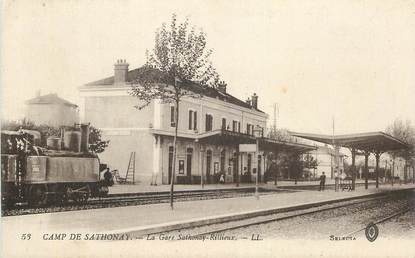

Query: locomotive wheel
<box><xmin>1</xmin><ymin>197</ymin><xmax>15</xmax><ymax>209</ymax></box>
<box><xmin>28</xmin><ymin>185</ymin><xmax>48</xmax><ymax>207</ymax></box>
<box><xmin>60</xmin><ymin>186</ymin><xmax>72</xmax><ymax>205</ymax></box>
<box><xmin>74</xmin><ymin>185</ymin><xmax>90</xmax><ymax>204</ymax></box>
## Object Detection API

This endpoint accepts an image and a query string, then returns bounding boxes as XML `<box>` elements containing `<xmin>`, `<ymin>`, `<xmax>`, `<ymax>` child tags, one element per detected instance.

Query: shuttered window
<box><xmin>189</xmin><ymin>110</ymin><xmax>193</xmax><ymax>130</ymax></box>
<box><xmin>205</xmin><ymin>114</ymin><xmax>213</xmax><ymax>131</ymax></box>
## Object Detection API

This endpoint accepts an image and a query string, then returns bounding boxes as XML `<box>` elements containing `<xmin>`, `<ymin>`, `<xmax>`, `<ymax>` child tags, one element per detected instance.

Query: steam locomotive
<box><xmin>1</xmin><ymin>124</ymin><xmax>113</xmax><ymax>207</ymax></box>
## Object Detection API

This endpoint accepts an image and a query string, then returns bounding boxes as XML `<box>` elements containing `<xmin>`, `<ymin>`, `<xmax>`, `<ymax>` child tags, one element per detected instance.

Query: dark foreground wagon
<box><xmin>1</xmin><ymin>125</ymin><xmax>113</xmax><ymax>207</ymax></box>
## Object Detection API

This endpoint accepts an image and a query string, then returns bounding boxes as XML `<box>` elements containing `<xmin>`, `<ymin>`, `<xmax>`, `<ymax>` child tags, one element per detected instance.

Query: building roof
<box><xmin>84</xmin><ymin>66</ymin><xmax>265</xmax><ymax>113</ymax></box>
<box><xmin>290</xmin><ymin>131</ymin><xmax>409</xmax><ymax>153</ymax></box>
<box><xmin>25</xmin><ymin>93</ymin><xmax>78</xmax><ymax>108</ymax></box>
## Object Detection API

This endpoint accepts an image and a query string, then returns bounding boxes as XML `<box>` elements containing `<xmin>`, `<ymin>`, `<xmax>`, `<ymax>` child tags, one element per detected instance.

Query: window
<box><xmin>188</xmin><ymin>110</ymin><xmax>193</xmax><ymax>130</ymax></box>
<box><xmin>194</xmin><ymin>111</ymin><xmax>197</xmax><ymax>130</ymax></box>
<box><xmin>249</xmin><ymin>124</ymin><xmax>256</xmax><ymax>135</ymax></box>
<box><xmin>238</xmin><ymin>122</ymin><xmax>241</xmax><ymax>133</ymax></box>
<box><xmin>205</xmin><ymin>114</ymin><xmax>213</xmax><ymax>131</ymax></box>
<box><xmin>221</xmin><ymin>118</ymin><xmax>227</xmax><ymax>130</ymax></box>
<box><xmin>188</xmin><ymin>110</ymin><xmax>198</xmax><ymax>130</ymax></box>
<box><xmin>232</xmin><ymin>120</ymin><xmax>238</xmax><ymax>132</ymax></box>
<box><xmin>170</xmin><ymin>106</ymin><xmax>175</xmax><ymax>127</ymax></box>
<box><xmin>247</xmin><ymin>124</ymin><xmax>253</xmax><ymax>135</ymax></box>
<box><xmin>256</xmin><ymin>125</ymin><xmax>263</xmax><ymax>136</ymax></box>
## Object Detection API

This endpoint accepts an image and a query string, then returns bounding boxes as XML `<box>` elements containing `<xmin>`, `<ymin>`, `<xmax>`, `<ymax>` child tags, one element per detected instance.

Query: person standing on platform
<box><xmin>319</xmin><ymin>172</ymin><xmax>326</xmax><ymax>191</ymax></box>
<box><xmin>219</xmin><ymin>173</ymin><xmax>225</xmax><ymax>184</ymax></box>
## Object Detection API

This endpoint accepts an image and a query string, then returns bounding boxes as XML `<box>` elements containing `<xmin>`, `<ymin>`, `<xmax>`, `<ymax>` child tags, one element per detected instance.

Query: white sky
<box><xmin>2</xmin><ymin>0</ymin><xmax>415</xmax><ymax>135</ymax></box>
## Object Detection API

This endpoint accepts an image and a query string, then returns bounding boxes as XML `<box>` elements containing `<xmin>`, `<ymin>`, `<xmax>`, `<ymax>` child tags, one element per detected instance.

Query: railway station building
<box><xmin>25</xmin><ymin>92</ymin><xmax>79</xmax><ymax>127</ymax></box>
<box><xmin>79</xmin><ymin>60</ymin><xmax>315</xmax><ymax>185</ymax></box>
<box><xmin>306</xmin><ymin>145</ymin><xmax>346</xmax><ymax>179</ymax></box>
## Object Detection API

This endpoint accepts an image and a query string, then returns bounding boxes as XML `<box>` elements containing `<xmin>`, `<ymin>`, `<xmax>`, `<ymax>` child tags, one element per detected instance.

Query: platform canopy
<box><xmin>259</xmin><ymin>138</ymin><xmax>317</xmax><ymax>153</ymax></box>
<box><xmin>198</xmin><ymin>129</ymin><xmax>316</xmax><ymax>153</ymax></box>
<box><xmin>289</xmin><ymin>131</ymin><xmax>408</xmax><ymax>153</ymax></box>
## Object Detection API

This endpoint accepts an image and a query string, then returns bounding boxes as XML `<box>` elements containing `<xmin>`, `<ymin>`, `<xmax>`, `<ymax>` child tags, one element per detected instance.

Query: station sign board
<box><xmin>239</xmin><ymin>144</ymin><xmax>257</xmax><ymax>152</ymax></box>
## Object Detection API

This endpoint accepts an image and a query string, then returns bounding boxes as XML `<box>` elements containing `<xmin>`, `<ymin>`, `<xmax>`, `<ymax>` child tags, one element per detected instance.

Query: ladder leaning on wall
<box><xmin>125</xmin><ymin>151</ymin><xmax>136</xmax><ymax>184</ymax></box>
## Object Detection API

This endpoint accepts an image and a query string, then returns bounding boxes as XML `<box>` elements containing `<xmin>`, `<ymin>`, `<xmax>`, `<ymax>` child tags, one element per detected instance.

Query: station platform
<box><xmin>3</xmin><ymin>183</ymin><xmax>414</xmax><ymax>236</ymax></box>
<box><xmin>3</xmin><ymin>183</ymin><xmax>415</xmax><ymax>258</ymax></box>
<box><xmin>108</xmin><ymin>178</ymin><xmax>377</xmax><ymax>194</ymax></box>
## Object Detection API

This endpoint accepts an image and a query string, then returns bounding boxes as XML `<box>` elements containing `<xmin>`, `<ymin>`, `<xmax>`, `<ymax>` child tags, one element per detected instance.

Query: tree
<box><xmin>386</xmin><ymin>119</ymin><xmax>415</xmax><ymax>159</ymax></box>
<box><xmin>303</xmin><ymin>153</ymin><xmax>318</xmax><ymax>179</ymax></box>
<box><xmin>88</xmin><ymin>126</ymin><xmax>109</xmax><ymax>154</ymax></box>
<box><xmin>267</xmin><ymin>128</ymin><xmax>296</xmax><ymax>142</ymax></box>
<box><xmin>129</xmin><ymin>14</ymin><xmax>223</xmax><ymax>209</ymax></box>
<box><xmin>385</xmin><ymin>119</ymin><xmax>415</xmax><ymax>181</ymax></box>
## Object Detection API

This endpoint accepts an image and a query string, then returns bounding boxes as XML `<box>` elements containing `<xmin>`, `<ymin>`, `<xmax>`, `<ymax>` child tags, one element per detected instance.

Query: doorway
<box><xmin>258</xmin><ymin>155</ymin><xmax>262</xmax><ymax>182</ymax></box>
<box><xmin>206</xmin><ymin>150</ymin><xmax>212</xmax><ymax>183</ymax></box>
<box><xmin>168</xmin><ymin>146</ymin><xmax>173</xmax><ymax>184</ymax></box>
<box><xmin>233</xmin><ymin>152</ymin><xmax>239</xmax><ymax>183</ymax></box>
<box><xmin>186</xmin><ymin>148</ymin><xmax>193</xmax><ymax>184</ymax></box>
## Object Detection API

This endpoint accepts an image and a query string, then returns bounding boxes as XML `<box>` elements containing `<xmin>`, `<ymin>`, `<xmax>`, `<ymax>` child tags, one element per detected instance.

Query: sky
<box><xmin>2</xmin><ymin>0</ymin><xmax>415</xmax><ymax>135</ymax></box>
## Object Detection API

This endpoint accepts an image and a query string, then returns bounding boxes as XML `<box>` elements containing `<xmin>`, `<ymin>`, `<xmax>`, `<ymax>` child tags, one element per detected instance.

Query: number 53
<box><xmin>21</xmin><ymin>234</ymin><xmax>31</xmax><ymax>240</ymax></box>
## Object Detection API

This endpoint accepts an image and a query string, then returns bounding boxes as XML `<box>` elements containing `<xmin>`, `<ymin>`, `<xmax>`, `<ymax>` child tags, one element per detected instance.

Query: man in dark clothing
<box><xmin>319</xmin><ymin>172</ymin><xmax>326</xmax><ymax>191</ymax></box>
<box><xmin>104</xmin><ymin>168</ymin><xmax>114</xmax><ymax>186</ymax></box>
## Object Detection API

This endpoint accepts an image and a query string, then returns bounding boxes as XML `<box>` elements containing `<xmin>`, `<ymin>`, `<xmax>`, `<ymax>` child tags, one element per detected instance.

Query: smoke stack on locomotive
<box><xmin>1</xmin><ymin>123</ymin><xmax>112</xmax><ymax>207</ymax></box>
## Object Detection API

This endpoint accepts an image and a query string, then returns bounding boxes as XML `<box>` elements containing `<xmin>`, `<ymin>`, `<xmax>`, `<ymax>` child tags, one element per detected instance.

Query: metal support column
<box><xmin>236</xmin><ymin>151</ymin><xmax>241</xmax><ymax>187</ymax></box>
<box><xmin>275</xmin><ymin>150</ymin><xmax>279</xmax><ymax>186</ymax></box>
<box><xmin>364</xmin><ymin>152</ymin><xmax>370</xmax><ymax>190</ymax></box>
<box><xmin>375</xmin><ymin>152</ymin><xmax>381</xmax><ymax>188</ymax></box>
<box><xmin>351</xmin><ymin>148</ymin><xmax>356</xmax><ymax>190</ymax></box>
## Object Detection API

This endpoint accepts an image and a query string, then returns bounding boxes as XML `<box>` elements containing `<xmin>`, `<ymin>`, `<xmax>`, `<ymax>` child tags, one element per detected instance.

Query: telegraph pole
<box><xmin>273</xmin><ymin>103</ymin><xmax>279</xmax><ymax>134</ymax></box>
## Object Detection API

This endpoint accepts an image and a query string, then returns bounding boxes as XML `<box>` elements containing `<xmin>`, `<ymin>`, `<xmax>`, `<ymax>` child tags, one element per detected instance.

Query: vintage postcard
<box><xmin>1</xmin><ymin>1</ymin><xmax>415</xmax><ymax>257</ymax></box>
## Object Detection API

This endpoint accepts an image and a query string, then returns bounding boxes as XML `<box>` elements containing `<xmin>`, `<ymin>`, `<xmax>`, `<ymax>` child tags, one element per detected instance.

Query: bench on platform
<box><xmin>341</xmin><ymin>177</ymin><xmax>353</xmax><ymax>191</ymax></box>
<box><xmin>112</xmin><ymin>170</ymin><xmax>128</xmax><ymax>184</ymax></box>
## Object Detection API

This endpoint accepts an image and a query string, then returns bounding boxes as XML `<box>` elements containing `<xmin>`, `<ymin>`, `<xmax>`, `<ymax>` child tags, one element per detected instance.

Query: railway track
<box><xmin>146</xmin><ymin>189</ymin><xmax>414</xmax><ymax>239</ymax></box>
<box><xmin>277</xmin><ymin>182</ymin><xmax>376</xmax><ymax>191</ymax></box>
<box><xmin>2</xmin><ymin>187</ymin><xmax>290</xmax><ymax>216</ymax></box>
<box><xmin>344</xmin><ymin>206</ymin><xmax>414</xmax><ymax>237</ymax></box>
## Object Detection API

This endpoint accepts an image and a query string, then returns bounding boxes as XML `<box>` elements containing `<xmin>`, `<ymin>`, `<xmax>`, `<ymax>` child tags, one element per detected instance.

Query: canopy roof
<box><xmin>289</xmin><ymin>131</ymin><xmax>408</xmax><ymax>153</ymax></box>
<box><xmin>151</xmin><ymin>129</ymin><xmax>316</xmax><ymax>153</ymax></box>
<box><xmin>197</xmin><ymin>130</ymin><xmax>316</xmax><ymax>153</ymax></box>
<box><xmin>259</xmin><ymin>138</ymin><xmax>317</xmax><ymax>153</ymax></box>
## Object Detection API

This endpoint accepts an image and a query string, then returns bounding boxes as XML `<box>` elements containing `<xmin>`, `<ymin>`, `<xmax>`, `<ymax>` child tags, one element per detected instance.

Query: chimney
<box><xmin>114</xmin><ymin>59</ymin><xmax>129</xmax><ymax>84</ymax></box>
<box><xmin>245</xmin><ymin>97</ymin><xmax>252</xmax><ymax>106</ymax></box>
<box><xmin>80</xmin><ymin>123</ymin><xmax>90</xmax><ymax>153</ymax></box>
<box><xmin>217</xmin><ymin>81</ymin><xmax>227</xmax><ymax>93</ymax></box>
<box><xmin>251</xmin><ymin>93</ymin><xmax>258</xmax><ymax>109</ymax></box>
